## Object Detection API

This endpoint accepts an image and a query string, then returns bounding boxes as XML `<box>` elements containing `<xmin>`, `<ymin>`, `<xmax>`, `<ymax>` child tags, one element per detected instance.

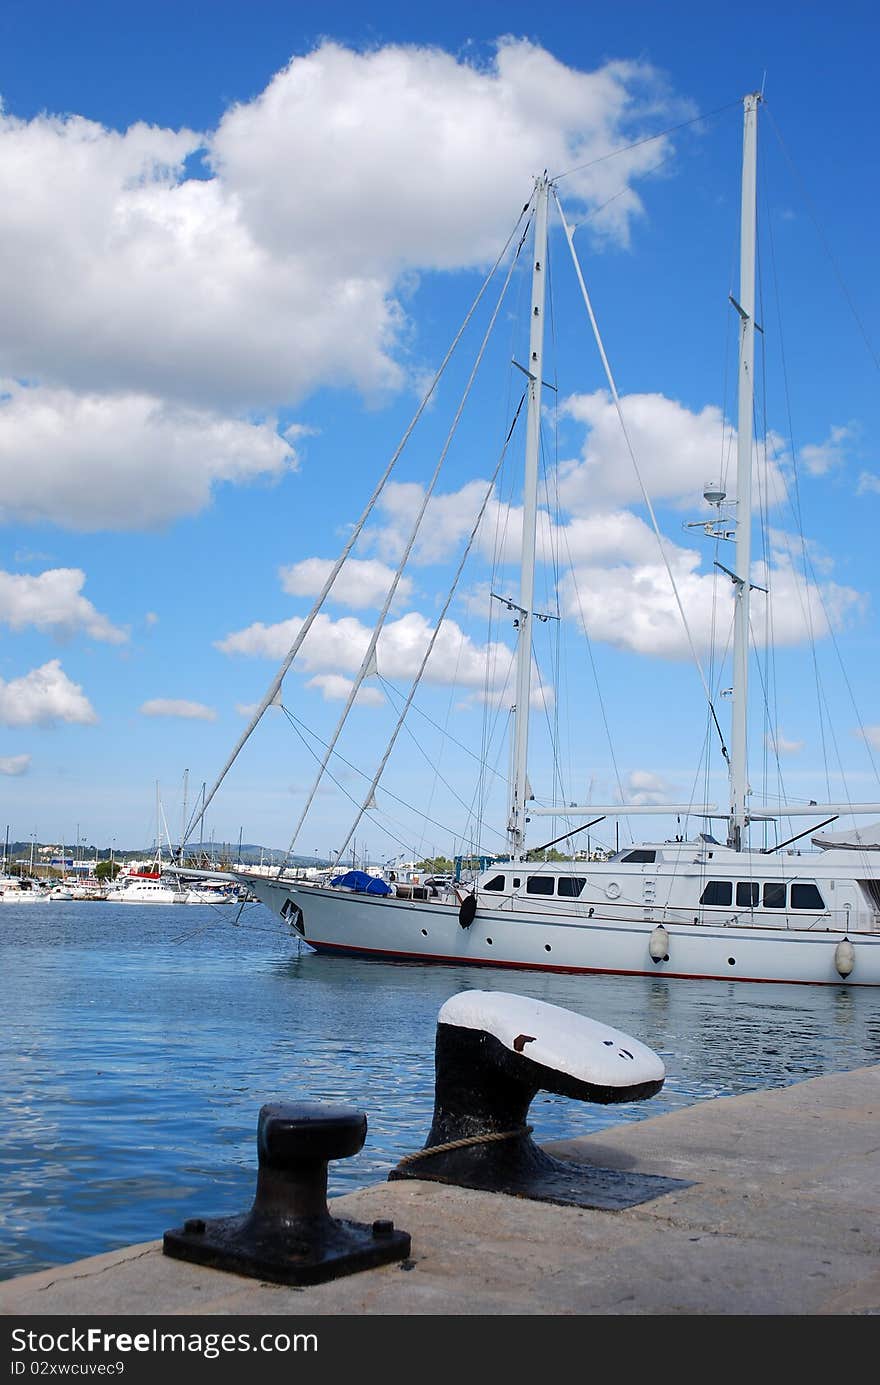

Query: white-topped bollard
<box><xmin>390</xmin><ymin>990</ymin><xmax>689</xmax><ymax>1209</ymax></box>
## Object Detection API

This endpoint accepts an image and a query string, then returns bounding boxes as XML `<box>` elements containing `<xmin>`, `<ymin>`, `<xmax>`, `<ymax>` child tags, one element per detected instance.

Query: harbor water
<box><xmin>3</xmin><ymin>897</ymin><xmax>880</xmax><ymax>1281</ymax></box>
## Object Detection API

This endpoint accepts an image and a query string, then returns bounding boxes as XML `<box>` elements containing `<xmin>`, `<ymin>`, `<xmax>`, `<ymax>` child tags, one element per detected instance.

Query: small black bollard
<box><xmin>164</xmin><ymin>1101</ymin><xmax>410</xmax><ymax>1285</ymax></box>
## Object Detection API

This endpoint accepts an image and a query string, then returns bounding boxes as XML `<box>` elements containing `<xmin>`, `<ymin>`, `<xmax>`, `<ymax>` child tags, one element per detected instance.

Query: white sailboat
<box><xmin>221</xmin><ymin>92</ymin><xmax>880</xmax><ymax>986</ymax></box>
<box><xmin>114</xmin><ymin>783</ymin><xmax>187</xmax><ymax>904</ymax></box>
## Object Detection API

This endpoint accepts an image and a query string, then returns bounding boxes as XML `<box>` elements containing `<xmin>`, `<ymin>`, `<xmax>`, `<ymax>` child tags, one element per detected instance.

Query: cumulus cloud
<box><xmin>0</xmin><ymin>42</ymin><xmax>689</xmax><ymax>531</ymax></box>
<box><xmin>280</xmin><ymin>557</ymin><xmax>413</xmax><ymax>609</ymax></box>
<box><xmin>306</xmin><ymin>674</ymin><xmax>386</xmax><ymax>706</ymax></box>
<box><xmin>557</xmin><ymin>390</ymin><xmax>789</xmax><ymax>514</ymax></box>
<box><xmin>0</xmin><ymin>753</ymin><xmax>30</xmax><ymax>775</ymax></box>
<box><xmin>0</xmin><ymin>382</ymin><xmax>295</xmax><ymax>530</ymax></box>
<box><xmin>139</xmin><ymin>698</ymin><xmax>217</xmax><ymax>721</ymax></box>
<box><xmin>0</xmin><ymin>568</ymin><xmax>127</xmax><ymax>642</ymax></box>
<box><xmin>799</xmin><ymin>424</ymin><xmax>855</xmax><ymax>477</ymax></box>
<box><xmin>766</xmin><ymin>732</ymin><xmax>803</xmax><ymax>756</ymax></box>
<box><xmin>208</xmin><ymin>41</ymin><xmax>685</xmax><ymax>276</ymax></box>
<box><xmin>0</xmin><ymin>661</ymin><xmax>97</xmax><ymax>726</ymax></box>
<box><xmin>619</xmin><ymin>769</ymin><xmax>676</xmax><ymax>805</ymax></box>
<box><xmin>218</xmin><ymin>609</ymin><xmax>516</xmax><ymax>691</ymax></box>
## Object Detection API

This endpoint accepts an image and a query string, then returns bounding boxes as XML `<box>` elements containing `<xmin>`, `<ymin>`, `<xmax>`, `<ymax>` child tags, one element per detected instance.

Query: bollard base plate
<box><xmin>389</xmin><ymin>1155</ymin><xmax>691</xmax><ymax>1210</ymax></box>
<box><xmin>163</xmin><ymin>1214</ymin><xmax>411</xmax><ymax>1286</ymax></box>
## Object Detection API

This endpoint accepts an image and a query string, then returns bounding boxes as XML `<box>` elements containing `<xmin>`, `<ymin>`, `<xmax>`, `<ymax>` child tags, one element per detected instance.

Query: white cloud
<box><xmin>766</xmin><ymin>732</ymin><xmax>803</xmax><ymax>756</ymax></box>
<box><xmin>0</xmin><ymin>568</ymin><xmax>127</xmax><ymax>642</ymax></box>
<box><xmin>218</xmin><ymin>609</ymin><xmax>513</xmax><ymax>690</ymax></box>
<box><xmin>557</xmin><ymin>548</ymin><xmax>862</xmax><ymax>660</ymax></box>
<box><xmin>799</xmin><ymin>424</ymin><xmax>855</xmax><ymax>477</ymax></box>
<box><xmin>279</xmin><ymin>557</ymin><xmax>413</xmax><ymax>609</ymax></box>
<box><xmin>0</xmin><ymin>753</ymin><xmax>30</xmax><ymax>775</ymax></box>
<box><xmin>557</xmin><ymin>390</ymin><xmax>788</xmax><ymax>513</ymax></box>
<box><xmin>209</xmin><ymin>42</ymin><xmax>685</xmax><ymax>277</ymax></box>
<box><xmin>857</xmin><ymin>726</ymin><xmax>880</xmax><ymax>751</ymax></box>
<box><xmin>0</xmin><ymin>382</ymin><xmax>295</xmax><ymax>530</ymax></box>
<box><xmin>139</xmin><ymin>698</ymin><xmax>217</xmax><ymax>721</ymax></box>
<box><xmin>0</xmin><ymin>44</ymin><xmax>689</xmax><ymax>530</ymax></box>
<box><xmin>620</xmin><ymin>769</ymin><xmax>676</xmax><ymax>805</ymax></box>
<box><xmin>217</xmin><ymin>608</ymin><xmax>559</xmax><ymax>710</ymax></box>
<box><xmin>306</xmin><ymin>675</ymin><xmax>386</xmax><ymax>706</ymax></box>
<box><xmin>0</xmin><ymin>661</ymin><xmax>97</xmax><ymax>726</ymax></box>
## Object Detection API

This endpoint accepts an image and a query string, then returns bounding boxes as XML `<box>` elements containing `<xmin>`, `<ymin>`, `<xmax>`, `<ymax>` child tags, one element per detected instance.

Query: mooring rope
<box><xmin>395</xmin><ymin>1124</ymin><xmax>534</xmax><ymax>1166</ymax></box>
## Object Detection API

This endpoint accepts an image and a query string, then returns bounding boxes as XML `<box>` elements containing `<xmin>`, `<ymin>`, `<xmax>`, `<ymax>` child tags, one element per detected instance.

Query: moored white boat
<box><xmin>221</xmin><ymin>92</ymin><xmax>880</xmax><ymax>987</ymax></box>
<box><xmin>114</xmin><ymin>874</ymin><xmax>187</xmax><ymax>904</ymax></box>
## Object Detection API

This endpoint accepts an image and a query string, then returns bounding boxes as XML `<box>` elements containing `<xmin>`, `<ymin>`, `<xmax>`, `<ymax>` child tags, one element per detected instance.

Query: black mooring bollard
<box><xmin>389</xmin><ymin>990</ymin><xmax>692</xmax><ymax>1210</ymax></box>
<box><xmin>164</xmin><ymin>1101</ymin><xmax>410</xmax><ymax>1285</ymax></box>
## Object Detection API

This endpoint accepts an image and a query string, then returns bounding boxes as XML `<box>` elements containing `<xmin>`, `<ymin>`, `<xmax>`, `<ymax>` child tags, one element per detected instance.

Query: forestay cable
<box><xmin>553</xmin><ymin>187</ymin><xmax>730</xmax><ymax>763</ymax></box>
<box><xmin>279</xmin><ymin>214</ymin><xmax>530</xmax><ymax>867</ymax></box>
<box><xmin>184</xmin><ymin>203</ymin><xmax>532</xmax><ymax>845</ymax></box>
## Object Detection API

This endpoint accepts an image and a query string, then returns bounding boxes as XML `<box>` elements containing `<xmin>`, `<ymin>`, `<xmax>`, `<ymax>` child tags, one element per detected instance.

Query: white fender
<box><xmin>834</xmin><ymin>937</ymin><xmax>855</xmax><ymax>979</ymax></box>
<box><xmin>649</xmin><ymin>924</ymin><xmax>669</xmax><ymax>962</ymax></box>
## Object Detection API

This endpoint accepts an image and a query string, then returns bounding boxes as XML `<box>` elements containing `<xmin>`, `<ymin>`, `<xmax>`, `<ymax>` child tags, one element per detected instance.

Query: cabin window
<box><xmin>791</xmin><ymin>883</ymin><xmax>825</xmax><ymax>910</ymax></box>
<box><xmin>526</xmin><ymin>876</ymin><xmax>554</xmax><ymax>895</ymax></box>
<box><xmin>700</xmin><ymin>880</ymin><xmax>732</xmax><ymax>906</ymax></box>
<box><xmin>736</xmin><ymin>882</ymin><xmax>759</xmax><ymax>907</ymax></box>
<box><xmin>483</xmin><ymin>874</ymin><xmax>506</xmax><ymax>891</ymax></box>
<box><xmin>557</xmin><ymin>876</ymin><xmax>586</xmax><ymax>898</ymax></box>
<box><xmin>512</xmin><ymin>877</ymin><xmax>521</xmax><ymax>888</ymax></box>
<box><xmin>621</xmin><ymin>850</ymin><xmax>656</xmax><ymax>863</ymax></box>
<box><xmin>762</xmin><ymin>883</ymin><xmax>786</xmax><ymax>909</ymax></box>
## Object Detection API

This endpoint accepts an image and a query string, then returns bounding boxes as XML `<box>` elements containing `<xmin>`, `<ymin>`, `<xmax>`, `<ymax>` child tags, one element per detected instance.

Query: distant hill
<box><xmin>1</xmin><ymin>839</ymin><xmax>322</xmax><ymax>867</ymax></box>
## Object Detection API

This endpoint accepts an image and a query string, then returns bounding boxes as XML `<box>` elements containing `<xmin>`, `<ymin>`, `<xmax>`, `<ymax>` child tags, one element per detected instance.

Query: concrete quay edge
<box><xmin>2</xmin><ymin>1064</ymin><xmax>879</xmax><ymax>1317</ymax></box>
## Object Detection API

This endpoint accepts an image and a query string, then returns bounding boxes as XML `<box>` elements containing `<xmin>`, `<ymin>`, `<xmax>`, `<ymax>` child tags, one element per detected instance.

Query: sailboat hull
<box><xmin>241</xmin><ymin>875</ymin><xmax>880</xmax><ymax>986</ymax></box>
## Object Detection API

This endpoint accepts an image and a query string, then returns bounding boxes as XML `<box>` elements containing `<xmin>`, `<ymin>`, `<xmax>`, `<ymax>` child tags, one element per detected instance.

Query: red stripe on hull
<box><xmin>305</xmin><ymin>936</ymin><xmax>844</xmax><ymax>983</ymax></box>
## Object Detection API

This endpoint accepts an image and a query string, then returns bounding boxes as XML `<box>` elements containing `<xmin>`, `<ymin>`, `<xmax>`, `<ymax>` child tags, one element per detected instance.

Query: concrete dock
<box><xmin>2</xmin><ymin>1065</ymin><xmax>879</xmax><ymax>1316</ymax></box>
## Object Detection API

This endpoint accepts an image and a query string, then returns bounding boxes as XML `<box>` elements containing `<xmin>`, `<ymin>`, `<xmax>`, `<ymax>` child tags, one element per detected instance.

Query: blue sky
<box><xmin>0</xmin><ymin>1</ymin><xmax>878</xmax><ymax>861</ymax></box>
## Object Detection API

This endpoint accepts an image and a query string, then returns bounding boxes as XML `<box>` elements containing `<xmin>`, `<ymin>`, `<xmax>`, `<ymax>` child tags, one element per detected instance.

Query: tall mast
<box><xmin>728</xmin><ymin>92</ymin><xmax>761</xmax><ymax>851</ymax></box>
<box><xmin>508</xmin><ymin>173</ymin><xmax>549</xmax><ymax>858</ymax></box>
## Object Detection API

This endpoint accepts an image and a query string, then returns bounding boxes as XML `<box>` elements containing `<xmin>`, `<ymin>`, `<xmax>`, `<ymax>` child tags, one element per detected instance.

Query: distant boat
<box><xmin>184</xmin><ymin>884</ymin><xmax>237</xmax><ymax>905</ymax></box>
<box><xmin>114</xmin><ymin>872</ymin><xmax>186</xmax><ymax>904</ymax></box>
<box><xmin>0</xmin><ymin>876</ymin><xmax>47</xmax><ymax>902</ymax></box>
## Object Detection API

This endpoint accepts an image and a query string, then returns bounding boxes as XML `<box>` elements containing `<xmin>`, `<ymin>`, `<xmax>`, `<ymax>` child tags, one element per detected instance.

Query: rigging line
<box><xmin>278</xmin><ymin>708</ymin><xmax>457</xmax><ymax>860</ymax></box>
<box><xmin>762</xmin><ymin>178</ymin><xmax>834</xmax><ymax>799</ymax></box>
<box><xmin>376</xmin><ymin>679</ymin><xmax>502</xmax><ymax>828</ymax></box>
<box><xmin>377</xmin><ymin>679</ymin><xmax>507</xmax><ymax>783</ymax></box>
<box><xmin>554</xmin><ymin>186</ymin><xmax>730</xmax><ymax>769</ymax></box>
<box><xmin>183</xmin><ymin>202</ymin><xmax>532</xmax><ymax>846</ymax></box>
<box><xmin>280</xmin><ymin>229</ymin><xmax>528</xmax><ymax>870</ymax></box>
<box><xmin>564</xmin><ymin>147</ymin><xmax>680</xmax><ymax>235</ymax></box>
<box><xmin>763</xmin><ymin>104</ymin><xmax>880</xmax><ymax>376</ymax></box>
<box><xmin>331</xmin><ymin>394</ymin><xmax>527</xmax><ymax>869</ymax></box>
<box><xmin>553</xmin><ymin>97</ymin><xmax>742</xmax><ymax>181</ymax></box>
<box><xmin>556</xmin><ymin>519</ymin><xmax>630</xmax><ymax>836</ymax></box>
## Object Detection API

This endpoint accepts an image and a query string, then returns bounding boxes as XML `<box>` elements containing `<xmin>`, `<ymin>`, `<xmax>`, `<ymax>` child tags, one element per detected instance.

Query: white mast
<box><xmin>508</xmin><ymin>174</ymin><xmax>549</xmax><ymax>857</ymax></box>
<box><xmin>729</xmin><ymin>92</ymin><xmax>760</xmax><ymax>852</ymax></box>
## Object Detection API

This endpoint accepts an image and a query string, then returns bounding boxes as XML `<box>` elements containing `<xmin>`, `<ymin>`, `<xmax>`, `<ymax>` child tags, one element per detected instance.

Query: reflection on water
<box><xmin>2</xmin><ymin>900</ymin><xmax>880</xmax><ymax>1279</ymax></box>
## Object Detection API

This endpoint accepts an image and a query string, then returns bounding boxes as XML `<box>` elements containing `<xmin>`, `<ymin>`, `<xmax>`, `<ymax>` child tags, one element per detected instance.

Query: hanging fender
<box><xmin>834</xmin><ymin>937</ymin><xmax>855</xmax><ymax>979</ymax></box>
<box><xmin>458</xmin><ymin>893</ymin><xmax>477</xmax><ymax>929</ymax></box>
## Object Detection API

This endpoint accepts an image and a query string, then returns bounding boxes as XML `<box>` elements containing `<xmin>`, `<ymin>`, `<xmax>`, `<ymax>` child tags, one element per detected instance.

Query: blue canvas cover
<box><xmin>330</xmin><ymin>869</ymin><xmax>392</xmax><ymax>895</ymax></box>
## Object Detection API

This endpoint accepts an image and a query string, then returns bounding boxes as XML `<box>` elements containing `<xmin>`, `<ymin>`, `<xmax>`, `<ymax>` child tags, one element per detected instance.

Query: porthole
<box><xmin>420</xmin><ymin>929</ymin><xmax>428</xmax><ymax>937</ymax></box>
<box><xmin>544</xmin><ymin>944</ymin><xmax>551</xmax><ymax>952</ymax></box>
<box><xmin>728</xmin><ymin>957</ymin><xmax>736</xmax><ymax>966</ymax></box>
<box><xmin>486</xmin><ymin>937</ymin><xmax>493</xmax><ymax>945</ymax></box>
